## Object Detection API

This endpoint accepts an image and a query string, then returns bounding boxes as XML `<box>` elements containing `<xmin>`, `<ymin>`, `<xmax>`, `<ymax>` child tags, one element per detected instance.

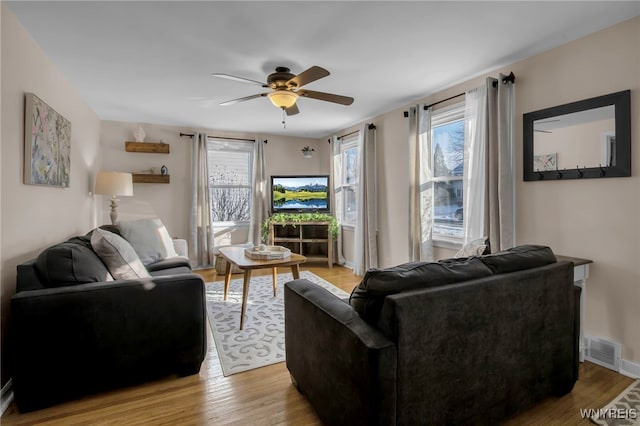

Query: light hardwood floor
<box><xmin>2</xmin><ymin>265</ymin><xmax>634</xmax><ymax>425</ymax></box>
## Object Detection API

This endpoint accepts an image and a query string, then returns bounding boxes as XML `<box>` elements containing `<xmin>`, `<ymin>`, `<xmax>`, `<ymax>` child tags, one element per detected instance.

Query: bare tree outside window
<box><xmin>209</xmin><ymin>165</ymin><xmax>251</xmax><ymax>222</ymax></box>
<box><xmin>207</xmin><ymin>143</ymin><xmax>253</xmax><ymax>224</ymax></box>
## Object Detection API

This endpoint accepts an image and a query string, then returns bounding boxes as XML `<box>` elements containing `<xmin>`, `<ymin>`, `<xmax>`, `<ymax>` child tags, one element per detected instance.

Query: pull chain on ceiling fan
<box><xmin>212</xmin><ymin>66</ymin><xmax>354</xmax><ymax>127</ymax></box>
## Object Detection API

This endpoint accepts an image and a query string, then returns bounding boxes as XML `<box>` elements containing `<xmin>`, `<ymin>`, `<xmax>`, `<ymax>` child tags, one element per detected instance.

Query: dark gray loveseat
<box><xmin>284</xmin><ymin>245</ymin><xmax>580</xmax><ymax>425</ymax></box>
<box><xmin>11</xmin><ymin>225</ymin><xmax>207</xmax><ymax>412</ymax></box>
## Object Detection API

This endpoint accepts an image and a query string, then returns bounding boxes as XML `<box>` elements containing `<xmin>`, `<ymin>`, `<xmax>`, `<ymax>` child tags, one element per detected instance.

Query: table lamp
<box><xmin>95</xmin><ymin>171</ymin><xmax>133</xmax><ymax>224</ymax></box>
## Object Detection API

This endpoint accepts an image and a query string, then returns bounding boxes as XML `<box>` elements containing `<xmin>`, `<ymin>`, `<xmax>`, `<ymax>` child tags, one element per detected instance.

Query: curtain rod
<box><xmin>337</xmin><ymin>123</ymin><xmax>376</xmax><ymax>140</ymax></box>
<box><xmin>424</xmin><ymin>92</ymin><xmax>465</xmax><ymax>110</ymax></box>
<box><xmin>337</xmin><ymin>130</ymin><xmax>358</xmax><ymax>140</ymax></box>
<box><xmin>400</xmin><ymin>71</ymin><xmax>517</xmax><ymax>116</ymax></box>
<box><xmin>179</xmin><ymin>132</ymin><xmax>267</xmax><ymax>143</ymax></box>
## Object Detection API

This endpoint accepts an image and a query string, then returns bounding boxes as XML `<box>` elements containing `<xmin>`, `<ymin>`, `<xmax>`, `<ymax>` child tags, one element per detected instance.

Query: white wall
<box><xmin>335</xmin><ymin>17</ymin><xmax>640</xmax><ymax>364</ymax></box>
<box><xmin>100</xmin><ymin>120</ymin><xmax>327</xmax><ymax>242</ymax></box>
<box><xmin>0</xmin><ymin>5</ymin><xmax>102</xmax><ymax>386</ymax></box>
<box><xmin>515</xmin><ymin>17</ymin><xmax>640</xmax><ymax>365</ymax></box>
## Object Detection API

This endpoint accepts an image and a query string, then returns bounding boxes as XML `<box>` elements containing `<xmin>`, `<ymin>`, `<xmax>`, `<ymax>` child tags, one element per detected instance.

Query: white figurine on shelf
<box><xmin>133</xmin><ymin>124</ymin><xmax>146</xmax><ymax>142</ymax></box>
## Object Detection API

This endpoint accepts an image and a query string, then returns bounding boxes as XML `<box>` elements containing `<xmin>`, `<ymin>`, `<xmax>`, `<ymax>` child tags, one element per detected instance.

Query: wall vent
<box><xmin>585</xmin><ymin>335</ymin><xmax>621</xmax><ymax>372</ymax></box>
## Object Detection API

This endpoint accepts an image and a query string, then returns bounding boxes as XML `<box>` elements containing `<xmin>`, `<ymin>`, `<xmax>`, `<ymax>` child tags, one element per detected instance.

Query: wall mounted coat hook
<box><xmin>599</xmin><ymin>165</ymin><xmax>607</xmax><ymax>177</ymax></box>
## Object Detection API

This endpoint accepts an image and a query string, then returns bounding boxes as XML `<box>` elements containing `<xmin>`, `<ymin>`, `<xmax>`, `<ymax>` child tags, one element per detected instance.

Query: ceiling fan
<box><xmin>212</xmin><ymin>66</ymin><xmax>354</xmax><ymax>117</ymax></box>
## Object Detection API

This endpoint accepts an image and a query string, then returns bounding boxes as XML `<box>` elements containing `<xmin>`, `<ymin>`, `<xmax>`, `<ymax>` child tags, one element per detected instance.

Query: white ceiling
<box><xmin>6</xmin><ymin>1</ymin><xmax>640</xmax><ymax>138</ymax></box>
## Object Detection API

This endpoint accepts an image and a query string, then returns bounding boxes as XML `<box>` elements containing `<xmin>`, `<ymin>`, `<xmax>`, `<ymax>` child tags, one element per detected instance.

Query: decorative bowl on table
<box><xmin>244</xmin><ymin>245</ymin><xmax>291</xmax><ymax>260</ymax></box>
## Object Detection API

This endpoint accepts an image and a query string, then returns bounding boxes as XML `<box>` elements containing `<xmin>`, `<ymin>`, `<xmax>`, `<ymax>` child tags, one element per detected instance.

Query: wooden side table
<box><xmin>557</xmin><ymin>255</ymin><xmax>593</xmax><ymax>362</ymax></box>
<box><xmin>217</xmin><ymin>246</ymin><xmax>306</xmax><ymax>330</ymax></box>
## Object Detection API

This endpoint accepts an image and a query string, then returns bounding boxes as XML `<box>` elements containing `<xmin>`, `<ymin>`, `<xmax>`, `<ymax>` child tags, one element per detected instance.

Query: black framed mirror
<box><xmin>523</xmin><ymin>90</ymin><xmax>631</xmax><ymax>181</ymax></box>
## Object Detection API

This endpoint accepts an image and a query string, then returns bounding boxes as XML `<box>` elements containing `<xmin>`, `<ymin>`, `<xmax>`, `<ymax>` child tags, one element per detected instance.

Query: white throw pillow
<box><xmin>91</xmin><ymin>228</ymin><xmax>151</xmax><ymax>280</ymax></box>
<box><xmin>118</xmin><ymin>218</ymin><xmax>178</xmax><ymax>265</ymax></box>
<box><xmin>454</xmin><ymin>237</ymin><xmax>488</xmax><ymax>258</ymax></box>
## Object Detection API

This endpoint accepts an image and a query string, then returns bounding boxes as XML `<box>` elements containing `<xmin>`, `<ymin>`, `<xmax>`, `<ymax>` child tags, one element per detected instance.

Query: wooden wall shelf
<box><xmin>132</xmin><ymin>174</ymin><xmax>170</xmax><ymax>184</ymax></box>
<box><xmin>125</xmin><ymin>142</ymin><xmax>170</xmax><ymax>154</ymax></box>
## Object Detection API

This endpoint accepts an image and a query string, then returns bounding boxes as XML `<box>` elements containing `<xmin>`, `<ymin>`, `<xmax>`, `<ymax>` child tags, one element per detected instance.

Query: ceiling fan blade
<box><xmin>285</xmin><ymin>104</ymin><xmax>300</xmax><ymax>116</ymax></box>
<box><xmin>212</xmin><ymin>73</ymin><xmax>268</xmax><ymax>87</ymax></box>
<box><xmin>220</xmin><ymin>93</ymin><xmax>268</xmax><ymax>106</ymax></box>
<box><xmin>287</xmin><ymin>66</ymin><xmax>330</xmax><ymax>89</ymax></box>
<box><xmin>297</xmin><ymin>89</ymin><xmax>354</xmax><ymax>105</ymax></box>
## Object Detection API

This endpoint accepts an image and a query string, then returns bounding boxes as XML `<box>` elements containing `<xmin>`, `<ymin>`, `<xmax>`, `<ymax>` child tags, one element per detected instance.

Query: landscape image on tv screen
<box><xmin>271</xmin><ymin>176</ymin><xmax>329</xmax><ymax>212</ymax></box>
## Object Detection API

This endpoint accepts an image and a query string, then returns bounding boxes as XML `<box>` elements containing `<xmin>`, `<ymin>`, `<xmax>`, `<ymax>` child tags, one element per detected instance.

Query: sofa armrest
<box><xmin>172</xmin><ymin>238</ymin><xmax>188</xmax><ymax>257</ymax></box>
<box><xmin>10</xmin><ymin>273</ymin><xmax>206</xmax><ymax>412</ymax></box>
<box><xmin>284</xmin><ymin>279</ymin><xmax>396</xmax><ymax>426</ymax></box>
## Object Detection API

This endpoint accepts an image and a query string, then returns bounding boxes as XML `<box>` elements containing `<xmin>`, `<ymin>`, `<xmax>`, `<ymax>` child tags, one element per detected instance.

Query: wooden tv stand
<box><xmin>269</xmin><ymin>221</ymin><xmax>333</xmax><ymax>268</ymax></box>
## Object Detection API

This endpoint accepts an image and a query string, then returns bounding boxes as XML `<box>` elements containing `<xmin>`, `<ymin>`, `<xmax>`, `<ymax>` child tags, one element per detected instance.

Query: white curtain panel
<box><xmin>353</xmin><ymin>124</ymin><xmax>379</xmax><ymax>276</ymax></box>
<box><xmin>408</xmin><ymin>105</ymin><xmax>434</xmax><ymax>262</ymax></box>
<box><xmin>463</xmin><ymin>86</ymin><xmax>488</xmax><ymax>244</ymax></box>
<box><xmin>189</xmin><ymin>133</ymin><xmax>215</xmax><ymax>267</ymax></box>
<box><xmin>330</xmin><ymin>135</ymin><xmax>346</xmax><ymax>265</ymax></box>
<box><xmin>463</xmin><ymin>76</ymin><xmax>515</xmax><ymax>251</ymax></box>
<box><xmin>248</xmin><ymin>138</ymin><xmax>268</xmax><ymax>244</ymax></box>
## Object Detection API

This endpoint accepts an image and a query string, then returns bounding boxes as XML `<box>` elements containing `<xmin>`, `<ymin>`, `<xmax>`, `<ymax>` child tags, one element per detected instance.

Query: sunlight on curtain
<box><xmin>330</xmin><ymin>135</ymin><xmax>346</xmax><ymax>265</ymax></box>
<box><xmin>189</xmin><ymin>133</ymin><xmax>215</xmax><ymax>267</ymax></box>
<box><xmin>463</xmin><ymin>86</ymin><xmax>487</xmax><ymax>243</ymax></box>
<box><xmin>408</xmin><ymin>105</ymin><xmax>434</xmax><ymax>262</ymax></box>
<box><xmin>249</xmin><ymin>138</ymin><xmax>268</xmax><ymax>244</ymax></box>
<box><xmin>353</xmin><ymin>124</ymin><xmax>378</xmax><ymax>276</ymax></box>
<box><xmin>463</xmin><ymin>75</ymin><xmax>515</xmax><ymax>251</ymax></box>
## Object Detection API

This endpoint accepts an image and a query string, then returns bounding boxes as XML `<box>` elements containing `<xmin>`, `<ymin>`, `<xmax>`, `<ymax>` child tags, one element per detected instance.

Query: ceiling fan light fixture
<box><xmin>268</xmin><ymin>90</ymin><xmax>298</xmax><ymax>109</ymax></box>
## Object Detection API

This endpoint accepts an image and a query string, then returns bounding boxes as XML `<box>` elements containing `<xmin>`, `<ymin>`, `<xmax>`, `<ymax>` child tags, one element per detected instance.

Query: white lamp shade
<box><xmin>95</xmin><ymin>172</ymin><xmax>133</xmax><ymax>196</ymax></box>
<box><xmin>267</xmin><ymin>90</ymin><xmax>299</xmax><ymax>109</ymax></box>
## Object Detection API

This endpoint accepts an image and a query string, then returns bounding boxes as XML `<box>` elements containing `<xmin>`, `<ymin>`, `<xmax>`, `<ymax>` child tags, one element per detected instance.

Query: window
<box><xmin>207</xmin><ymin>140</ymin><xmax>253</xmax><ymax>224</ymax></box>
<box><xmin>340</xmin><ymin>134</ymin><xmax>359</xmax><ymax>227</ymax></box>
<box><xmin>430</xmin><ymin>103</ymin><xmax>465</xmax><ymax>240</ymax></box>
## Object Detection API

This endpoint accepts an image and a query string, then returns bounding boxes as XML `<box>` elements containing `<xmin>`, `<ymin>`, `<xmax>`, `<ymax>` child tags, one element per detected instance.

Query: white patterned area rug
<box><xmin>205</xmin><ymin>270</ymin><xmax>349</xmax><ymax>376</ymax></box>
<box><xmin>591</xmin><ymin>380</ymin><xmax>640</xmax><ymax>426</ymax></box>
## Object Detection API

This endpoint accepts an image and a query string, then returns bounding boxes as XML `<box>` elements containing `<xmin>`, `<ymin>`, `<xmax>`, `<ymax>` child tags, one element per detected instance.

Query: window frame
<box><xmin>206</xmin><ymin>139</ymin><xmax>254</xmax><ymax>227</ymax></box>
<box><xmin>339</xmin><ymin>133</ymin><xmax>359</xmax><ymax>229</ymax></box>
<box><xmin>429</xmin><ymin>102</ymin><xmax>465</xmax><ymax>245</ymax></box>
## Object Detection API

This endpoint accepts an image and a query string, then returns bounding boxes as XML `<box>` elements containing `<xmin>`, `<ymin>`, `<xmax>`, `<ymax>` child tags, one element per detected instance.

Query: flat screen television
<box><xmin>271</xmin><ymin>175</ymin><xmax>330</xmax><ymax>213</ymax></box>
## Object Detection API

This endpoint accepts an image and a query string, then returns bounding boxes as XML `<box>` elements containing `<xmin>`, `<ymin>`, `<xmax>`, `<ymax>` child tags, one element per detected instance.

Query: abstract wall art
<box><xmin>24</xmin><ymin>93</ymin><xmax>71</xmax><ymax>187</ymax></box>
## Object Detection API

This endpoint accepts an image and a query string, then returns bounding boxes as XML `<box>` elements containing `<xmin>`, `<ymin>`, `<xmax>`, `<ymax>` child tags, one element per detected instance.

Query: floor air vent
<box><xmin>585</xmin><ymin>335</ymin><xmax>621</xmax><ymax>372</ymax></box>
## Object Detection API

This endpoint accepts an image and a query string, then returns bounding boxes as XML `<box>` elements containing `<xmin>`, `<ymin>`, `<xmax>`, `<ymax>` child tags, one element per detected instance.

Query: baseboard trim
<box><xmin>1</xmin><ymin>379</ymin><xmax>14</xmax><ymax>416</ymax></box>
<box><xmin>620</xmin><ymin>359</ymin><xmax>640</xmax><ymax>379</ymax></box>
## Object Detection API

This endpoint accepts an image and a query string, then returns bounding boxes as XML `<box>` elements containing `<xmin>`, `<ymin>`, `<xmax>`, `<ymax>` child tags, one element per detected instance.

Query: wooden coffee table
<box><xmin>218</xmin><ymin>246</ymin><xmax>306</xmax><ymax>329</ymax></box>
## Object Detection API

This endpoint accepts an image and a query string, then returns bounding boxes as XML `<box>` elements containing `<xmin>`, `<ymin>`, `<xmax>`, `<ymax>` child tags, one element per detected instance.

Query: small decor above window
<box><xmin>301</xmin><ymin>146</ymin><xmax>315</xmax><ymax>158</ymax></box>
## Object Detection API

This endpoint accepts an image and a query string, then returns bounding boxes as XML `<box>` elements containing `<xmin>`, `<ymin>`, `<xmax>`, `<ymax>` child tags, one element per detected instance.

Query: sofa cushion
<box><xmin>147</xmin><ymin>257</ymin><xmax>192</xmax><ymax>276</ymax></box>
<box><xmin>480</xmin><ymin>244</ymin><xmax>556</xmax><ymax>274</ymax></box>
<box><xmin>90</xmin><ymin>228</ymin><xmax>151</xmax><ymax>280</ymax></box>
<box><xmin>349</xmin><ymin>257</ymin><xmax>493</xmax><ymax>323</ymax></box>
<box><xmin>118</xmin><ymin>218</ymin><xmax>178</xmax><ymax>265</ymax></box>
<box><xmin>34</xmin><ymin>236</ymin><xmax>114</xmax><ymax>288</ymax></box>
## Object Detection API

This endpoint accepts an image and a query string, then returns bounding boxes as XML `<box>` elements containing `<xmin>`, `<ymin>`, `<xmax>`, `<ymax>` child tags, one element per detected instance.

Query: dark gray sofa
<box><xmin>284</xmin><ymin>245</ymin><xmax>580</xmax><ymax>425</ymax></box>
<box><xmin>11</xmin><ymin>227</ymin><xmax>207</xmax><ymax>412</ymax></box>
